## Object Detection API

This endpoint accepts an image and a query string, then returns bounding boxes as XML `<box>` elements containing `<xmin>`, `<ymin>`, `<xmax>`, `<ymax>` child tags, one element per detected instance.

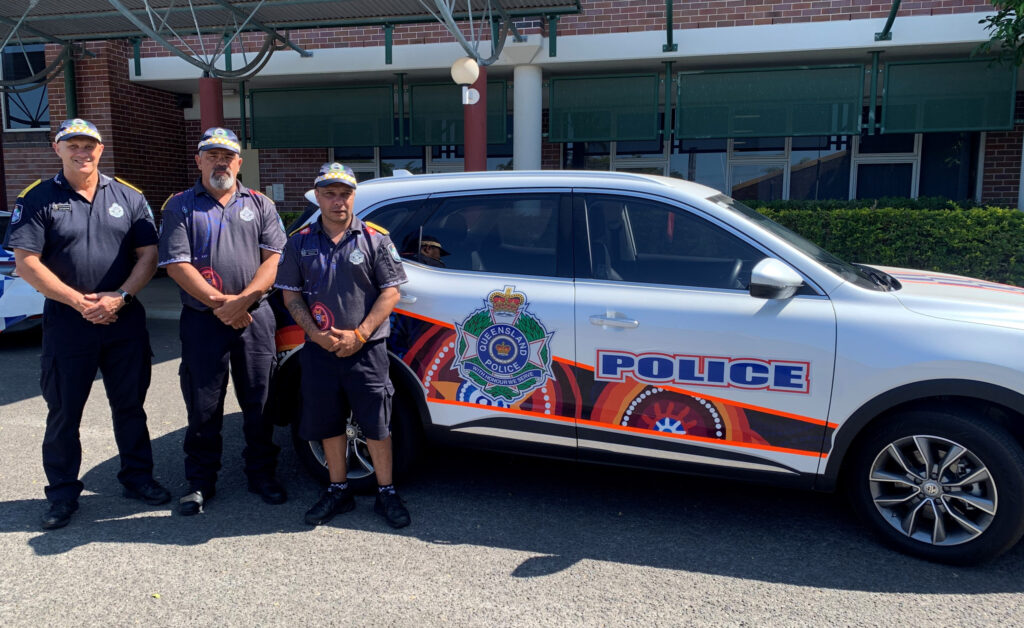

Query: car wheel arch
<box><xmin>388</xmin><ymin>351</ymin><xmax>433</xmax><ymax>435</ymax></box>
<box><xmin>818</xmin><ymin>379</ymin><xmax>1024</xmax><ymax>491</ymax></box>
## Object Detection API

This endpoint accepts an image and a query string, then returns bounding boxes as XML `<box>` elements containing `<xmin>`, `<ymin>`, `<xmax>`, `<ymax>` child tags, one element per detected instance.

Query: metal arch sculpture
<box><xmin>104</xmin><ymin>0</ymin><xmax>310</xmax><ymax>81</ymax></box>
<box><xmin>415</xmin><ymin>0</ymin><xmax>523</xmax><ymax>67</ymax></box>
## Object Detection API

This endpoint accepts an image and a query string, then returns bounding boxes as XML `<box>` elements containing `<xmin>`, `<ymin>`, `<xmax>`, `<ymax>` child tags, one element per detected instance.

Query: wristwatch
<box><xmin>118</xmin><ymin>289</ymin><xmax>134</xmax><ymax>305</ymax></box>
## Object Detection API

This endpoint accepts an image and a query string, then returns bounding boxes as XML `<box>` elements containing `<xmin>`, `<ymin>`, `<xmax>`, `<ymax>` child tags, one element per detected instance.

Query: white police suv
<box><xmin>0</xmin><ymin>210</ymin><xmax>44</xmax><ymax>334</ymax></box>
<box><xmin>266</xmin><ymin>171</ymin><xmax>1024</xmax><ymax>565</ymax></box>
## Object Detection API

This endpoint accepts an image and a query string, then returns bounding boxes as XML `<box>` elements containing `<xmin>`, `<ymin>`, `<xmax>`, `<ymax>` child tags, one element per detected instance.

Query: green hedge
<box><xmin>755</xmin><ymin>206</ymin><xmax>1024</xmax><ymax>287</ymax></box>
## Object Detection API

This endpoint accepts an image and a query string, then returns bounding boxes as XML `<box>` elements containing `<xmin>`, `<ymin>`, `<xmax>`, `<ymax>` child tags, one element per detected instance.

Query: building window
<box><xmin>789</xmin><ymin>136</ymin><xmax>851</xmax><ymax>201</ymax></box>
<box><xmin>919</xmin><ymin>132</ymin><xmax>979</xmax><ymax>200</ymax></box>
<box><xmin>850</xmin><ymin>133</ymin><xmax>920</xmax><ymax>199</ymax></box>
<box><xmin>2</xmin><ymin>44</ymin><xmax>49</xmax><ymax>130</ymax></box>
<box><xmin>670</xmin><ymin>138</ymin><xmax>727</xmax><ymax>192</ymax></box>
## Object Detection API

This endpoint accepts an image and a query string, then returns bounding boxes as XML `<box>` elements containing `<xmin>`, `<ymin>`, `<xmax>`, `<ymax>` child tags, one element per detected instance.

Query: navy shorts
<box><xmin>298</xmin><ymin>340</ymin><xmax>394</xmax><ymax>441</ymax></box>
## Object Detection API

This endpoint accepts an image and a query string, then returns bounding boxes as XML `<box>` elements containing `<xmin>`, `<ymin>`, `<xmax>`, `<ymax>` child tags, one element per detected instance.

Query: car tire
<box><xmin>846</xmin><ymin>407</ymin><xmax>1024</xmax><ymax>565</ymax></box>
<box><xmin>290</xmin><ymin>364</ymin><xmax>422</xmax><ymax>493</ymax></box>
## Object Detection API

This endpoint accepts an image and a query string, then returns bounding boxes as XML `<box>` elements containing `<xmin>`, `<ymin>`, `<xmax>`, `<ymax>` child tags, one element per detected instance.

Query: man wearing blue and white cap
<box><xmin>159</xmin><ymin>127</ymin><xmax>287</xmax><ymax>515</ymax></box>
<box><xmin>2</xmin><ymin>118</ymin><xmax>171</xmax><ymax>529</ymax></box>
<box><xmin>275</xmin><ymin>162</ymin><xmax>411</xmax><ymax>528</ymax></box>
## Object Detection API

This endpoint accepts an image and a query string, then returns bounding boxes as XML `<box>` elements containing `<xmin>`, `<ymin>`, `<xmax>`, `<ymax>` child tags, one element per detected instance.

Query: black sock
<box><xmin>378</xmin><ymin>484</ymin><xmax>396</xmax><ymax>495</ymax></box>
<box><xmin>329</xmin><ymin>482</ymin><xmax>349</xmax><ymax>494</ymax></box>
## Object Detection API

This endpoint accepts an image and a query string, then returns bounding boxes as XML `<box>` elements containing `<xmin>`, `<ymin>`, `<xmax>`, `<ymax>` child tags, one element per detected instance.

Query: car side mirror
<box><xmin>749</xmin><ymin>258</ymin><xmax>804</xmax><ymax>300</ymax></box>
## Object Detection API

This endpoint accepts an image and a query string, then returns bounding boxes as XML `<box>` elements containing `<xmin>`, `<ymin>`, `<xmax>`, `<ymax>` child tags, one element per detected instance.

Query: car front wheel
<box><xmin>846</xmin><ymin>408</ymin><xmax>1024</xmax><ymax>565</ymax></box>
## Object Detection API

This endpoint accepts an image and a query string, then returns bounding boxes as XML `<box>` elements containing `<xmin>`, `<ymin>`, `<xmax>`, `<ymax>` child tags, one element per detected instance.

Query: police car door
<box><xmin>573</xmin><ymin>192</ymin><xmax>836</xmax><ymax>482</ymax></box>
<box><xmin>390</xmin><ymin>190</ymin><xmax>578</xmax><ymax>456</ymax></box>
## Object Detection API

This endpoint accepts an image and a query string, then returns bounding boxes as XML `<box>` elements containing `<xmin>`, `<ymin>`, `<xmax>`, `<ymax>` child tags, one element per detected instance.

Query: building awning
<box><xmin>1</xmin><ymin>0</ymin><xmax>579</xmax><ymax>83</ymax></box>
<box><xmin>882</xmin><ymin>59</ymin><xmax>1017</xmax><ymax>133</ymax></box>
<box><xmin>676</xmin><ymin>65</ymin><xmax>864</xmax><ymax>139</ymax></box>
<box><xmin>2</xmin><ymin>1</ymin><xmax>580</xmax><ymax>42</ymax></box>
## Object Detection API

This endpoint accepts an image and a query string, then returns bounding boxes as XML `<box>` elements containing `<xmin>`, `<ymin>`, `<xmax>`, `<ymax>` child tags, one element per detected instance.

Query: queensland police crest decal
<box><xmin>239</xmin><ymin>207</ymin><xmax>255</xmax><ymax>222</ymax></box>
<box><xmin>452</xmin><ymin>286</ymin><xmax>555</xmax><ymax>404</ymax></box>
<box><xmin>108</xmin><ymin>203</ymin><xmax>125</xmax><ymax>218</ymax></box>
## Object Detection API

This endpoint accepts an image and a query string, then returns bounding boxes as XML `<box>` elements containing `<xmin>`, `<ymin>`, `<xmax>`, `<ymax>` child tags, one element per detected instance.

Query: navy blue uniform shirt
<box><xmin>158</xmin><ymin>181</ymin><xmax>286</xmax><ymax>311</ymax></box>
<box><xmin>3</xmin><ymin>171</ymin><xmax>158</xmax><ymax>294</ymax></box>
<box><xmin>275</xmin><ymin>215</ymin><xmax>407</xmax><ymax>342</ymax></box>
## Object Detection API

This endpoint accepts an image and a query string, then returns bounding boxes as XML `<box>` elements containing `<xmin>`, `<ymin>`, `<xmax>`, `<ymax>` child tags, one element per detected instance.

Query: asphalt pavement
<box><xmin>1</xmin><ymin>287</ymin><xmax>1022</xmax><ymax>626</ymax></box>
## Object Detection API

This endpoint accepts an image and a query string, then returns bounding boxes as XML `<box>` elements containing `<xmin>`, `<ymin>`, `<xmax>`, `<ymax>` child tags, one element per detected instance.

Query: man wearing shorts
<box><xmin>274</xmin><ymin>162</ymin><xmax>410</xmax><ymax>528</ymax></box>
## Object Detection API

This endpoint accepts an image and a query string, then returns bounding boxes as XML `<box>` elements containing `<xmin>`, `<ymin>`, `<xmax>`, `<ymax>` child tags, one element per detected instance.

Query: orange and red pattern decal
<box><xmin>392</xmin><ymin>306</ymin><xmax>832</xmax><ymax>459</ymax></box>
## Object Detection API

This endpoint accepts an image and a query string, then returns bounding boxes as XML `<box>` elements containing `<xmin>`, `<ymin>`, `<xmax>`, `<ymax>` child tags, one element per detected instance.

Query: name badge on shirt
<box><xmin>50</xmin><ymin>202</ymin><xmax>71</xmax><ymax>212</ymax></box>
<box><xmin>301</xmin><ymin>248</ymin><xmax>318</xmax><ymax>257</ymax></box>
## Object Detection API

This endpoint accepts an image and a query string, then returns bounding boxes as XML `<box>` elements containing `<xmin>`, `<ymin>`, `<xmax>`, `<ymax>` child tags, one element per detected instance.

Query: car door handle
<box><xmin>399</xmin><ymin>294</ymin><xmax>417</xmax><ymax>304</ymax></box>
<box><xmin>589</xmin><ymin>315</ymin><xmax>639</xmax><ymax>329</ymax></box>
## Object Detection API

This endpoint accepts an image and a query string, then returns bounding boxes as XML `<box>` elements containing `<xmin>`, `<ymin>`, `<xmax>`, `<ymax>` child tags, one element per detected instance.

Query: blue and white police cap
<box><xmin>54</xmin><ymin>118</ymin><xmax>102</xmax><ymax>143</ymax></box>
<box><xmin>314</xmin><ymin>162</ymin><xmax>358</xmax><ymax>189</ymax></box>
<box><xmin>197</xmin><ymin>127</ymin><xmax>241</xmax><ymax>154</ymax></box>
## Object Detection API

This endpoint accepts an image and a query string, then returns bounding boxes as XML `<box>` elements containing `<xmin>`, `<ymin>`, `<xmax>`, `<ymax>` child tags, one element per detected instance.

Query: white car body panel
<box><xmin>311</xmin><ymin>171</ymin><xmax>1024</xmax><ymax>484</ymax></box>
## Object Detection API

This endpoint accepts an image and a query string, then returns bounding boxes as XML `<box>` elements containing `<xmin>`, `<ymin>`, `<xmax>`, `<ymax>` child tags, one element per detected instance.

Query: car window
<box><xmin>363</xmin><ymin>199</ymin><xmax>423</xmax><ymax>237</ymax></box>
<box><xmin>584</xmin><ymin>194</ymin><xmax>765</xmax><ymax>290</ymax></box>
<box><xmin>416</xmin><ymin>194</ymin><xmax>563</xmax><ymax>277</ymax></box>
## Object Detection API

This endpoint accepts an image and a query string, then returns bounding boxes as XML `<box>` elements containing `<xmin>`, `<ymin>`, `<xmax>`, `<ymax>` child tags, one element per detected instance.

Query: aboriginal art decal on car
<box><xmin>391</xmin><ymin>305</ymin><xmax>833</xmax><ymax>458</ymax></box>
<box><xmin>452</xmin><ymin>286</ymin><xmax>556</xmax><ymax>405</ymax></box>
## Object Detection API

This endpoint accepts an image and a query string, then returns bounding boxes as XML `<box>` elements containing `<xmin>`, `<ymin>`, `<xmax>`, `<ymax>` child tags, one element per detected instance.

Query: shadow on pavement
<box><xmin>2</xmin><ymin>425</ymin><xmax>1022</xmax><ymax>594</ymax></box>
<box><xmin>0</xmin><ymin>318</ymin><xmax>182</xmax><ymax>406</ymax></box>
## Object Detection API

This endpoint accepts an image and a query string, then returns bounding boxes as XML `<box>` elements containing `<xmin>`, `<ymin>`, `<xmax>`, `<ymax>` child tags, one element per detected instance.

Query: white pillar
<box><xmin>513</xmin><ymin>64</ymin><xmax>543</xmax><ymax>171</ymax></box>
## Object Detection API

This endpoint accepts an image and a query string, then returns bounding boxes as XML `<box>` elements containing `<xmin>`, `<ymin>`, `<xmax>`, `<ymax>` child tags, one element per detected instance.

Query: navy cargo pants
<box><xmin>179</xmin><ymin>302</ymin><xmax>279</xmax><ymax>493</ymax></box>
<box><xmin>40</xmin><ymin>300</ymin><xmax>156</xmax><ymax>504</ymax></box>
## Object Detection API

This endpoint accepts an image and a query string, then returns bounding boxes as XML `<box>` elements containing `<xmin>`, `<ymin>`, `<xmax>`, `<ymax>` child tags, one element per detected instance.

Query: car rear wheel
<box><xmin>846</xmin><ymin>408</ymin><xmax>1024</xmax><ymax>565</ymax></box>
<box><xmin>290</xmin><ymin>375</ymin><xmax>422</xmax><ymax>493</ymax></box>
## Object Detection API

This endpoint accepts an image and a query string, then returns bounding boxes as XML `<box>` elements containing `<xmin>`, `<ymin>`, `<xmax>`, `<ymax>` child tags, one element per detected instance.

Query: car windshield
<box><xmin>707</xmin><ymin>194</ymin><xmax>890</xmax><ymax>291</ymax></box>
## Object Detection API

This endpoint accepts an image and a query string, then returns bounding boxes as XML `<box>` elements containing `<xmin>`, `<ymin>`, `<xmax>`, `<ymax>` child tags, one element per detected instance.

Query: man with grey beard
<box><xmin>158</xmin><ymin>127</ymin><xmax>288</xmax><ymax>515</ymax></box>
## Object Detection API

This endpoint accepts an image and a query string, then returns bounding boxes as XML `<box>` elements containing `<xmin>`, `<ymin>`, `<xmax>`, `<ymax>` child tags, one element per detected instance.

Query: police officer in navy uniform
<box><xmin>3</xmin><ymin>118</ymin><xmax>171</xmax><ymax>530</ymax></box>
<box><xmin>275</xmin><ymin>163</ymin><xmax>411</xmax><ymax>528</ymax></box>
<box><xmin>159</xmin><ymin>127</ymin><xmax>287</xmax><ymax>515</ymax></box>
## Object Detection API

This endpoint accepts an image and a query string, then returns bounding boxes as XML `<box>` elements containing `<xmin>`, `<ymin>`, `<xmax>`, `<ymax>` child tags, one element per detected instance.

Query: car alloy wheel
<box><xmin>848</xmin><ymin>408</ymin><xmax>1024</xmax><ymax>564</ymax></box>
<box><xmin>306</xmin><ymin>415</ymin><xmax>375</xmax><ymax>483</ymax></box>
<box><xmin>868</xmin><ymin>434</ymin><xmax>997</xmax><ymax>546</ymax></box>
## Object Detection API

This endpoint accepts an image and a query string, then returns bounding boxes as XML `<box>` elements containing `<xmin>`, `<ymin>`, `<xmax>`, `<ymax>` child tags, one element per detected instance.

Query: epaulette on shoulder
<box><xmin>364</xmin><ymin>221</ymin><xmax>388</xmax><ymax>235</ymax></box>
<box><xmin>16</xmin><ymin>179</ymin><xmax>42</xmax><ymax>199</ymax></box>
<box><xmin>160</xmin><ymin>191</ymin><xmax>183</xmax><ymax>214</ymax></box>
<box><xmin>114</xmin><ymin>177</ymin><xmax>144</xmax><ymax>195</ymax></box>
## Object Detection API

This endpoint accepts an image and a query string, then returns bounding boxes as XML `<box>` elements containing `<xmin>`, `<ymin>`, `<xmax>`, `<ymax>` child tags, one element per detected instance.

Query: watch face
<box><xmin>120</xmin><ymin>290</ymin><xmax>134</xmax><ymax>304</ymax></box>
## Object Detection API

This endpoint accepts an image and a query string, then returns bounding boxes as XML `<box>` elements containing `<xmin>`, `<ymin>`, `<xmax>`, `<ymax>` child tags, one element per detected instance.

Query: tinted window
<box><xmin>856</xmin><ymin>163</ymin><xmax>913</xmax><ymax>199</ymax></box>
<box><xmin>363</xmin><ymin>199</ymin><xmax>424</xmax><ymax>245</ymax></box>
<box><xmin>585</xmin><ymin>195</ymin><xmax>764</xmax><ymax>290</ymax></box>
<box><xmin>417</xmin><ymin>194</ymin><xmax>563</xmax><ymax>277</ymax></box>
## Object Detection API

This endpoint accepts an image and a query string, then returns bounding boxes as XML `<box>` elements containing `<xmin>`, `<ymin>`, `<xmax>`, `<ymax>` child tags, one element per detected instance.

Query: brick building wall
<box><xmin>257</xmin><ymin>147</ymin><xmax>330</xmax><ymax>214</ymax></box>
<box><xmin>981</xmin><ymin>93</ymin><xmax>1024</xmax><ymax>206</ymax></box>
<box><xmin>137</xmin><ymin>0</ymin><xmax>995</xmax><ymax>58</ymax></box>
<box><xmin>3</xmin><ymin>41</ymin><xmax>190</xmax><ymax>209</ymax></box>
<box><xmin>1</xmin><ymin>132</ymin><xmax>52</xmax><ymax>206</ymax></box>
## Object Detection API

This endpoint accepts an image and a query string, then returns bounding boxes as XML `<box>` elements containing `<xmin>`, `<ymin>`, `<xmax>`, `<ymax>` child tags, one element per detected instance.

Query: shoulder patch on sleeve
<box><xmin>114</xmin><ymin>177</ymin><xmax>144</xmax><ymax>195</ymax></box>
<box><xmin>16</xmin><ymin>179</ymin><xmax>42</xmax><ymax>199</ymax></box>
<box><xmin>364</xmin><ymin>221</ymin><xmax>388</xmax><ymax>235</ymax></box>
